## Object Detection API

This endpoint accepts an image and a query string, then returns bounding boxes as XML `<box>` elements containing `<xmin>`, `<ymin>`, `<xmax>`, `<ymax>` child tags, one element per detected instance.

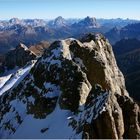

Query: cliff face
<box><xmin>4</xmin><ymin>43</ymin><xmax>37</xmax><ymax>70</ymax></box>
<box><xmin>0</xmin><ymin>33</ymin><xmax>140</xmax><ymax>139</ymax></box>
<box><xmin>0</xmin><ymin>43</ymin><xmax>37</xmax><ymax>75</ymax></box>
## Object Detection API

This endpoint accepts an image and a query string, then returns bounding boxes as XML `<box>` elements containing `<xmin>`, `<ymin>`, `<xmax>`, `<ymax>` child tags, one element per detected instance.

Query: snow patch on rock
<box><xmin>43</xmin><ymin>82</ymin><xmax>61</xmax><ymax>98</ymax></box>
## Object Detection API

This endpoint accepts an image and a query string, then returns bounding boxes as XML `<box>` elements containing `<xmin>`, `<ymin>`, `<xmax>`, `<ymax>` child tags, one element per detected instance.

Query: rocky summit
<box><xmin>1</xmin><ymin>43</ymin><xmax>37</xmax><ymax>72</ymax></box>
<box><xmin>0</xmin><ymin>33</ymin><xmax>140</xmax><ymax>139</ymax></box>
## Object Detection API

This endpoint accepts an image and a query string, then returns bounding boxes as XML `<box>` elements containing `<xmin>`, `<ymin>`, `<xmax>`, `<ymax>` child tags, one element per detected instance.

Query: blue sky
<box><xmin>0</xmin><ymin>0</ymin><xmax>140</xmax><ymax>19</ymax></box>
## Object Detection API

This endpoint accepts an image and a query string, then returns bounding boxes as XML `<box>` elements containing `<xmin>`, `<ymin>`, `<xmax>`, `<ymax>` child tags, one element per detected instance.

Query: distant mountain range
<box><xmin>106</xmin><ymin>23</ymin><xmax>140</xmax><ymax>44</ymax></box>
<box><xmin>0</xmin><ymin>17</ymin><xmax>138</xmax><ymax>29</ymax></box>
<box><xmin>0</xmin><ymin>16</ymin><xmax>139</xmax><ymax>54</ymax></box>
<box><xmin>113</xmin><ymin>38</ymin><xmax>140</xmax><ymax>101</ymax></box>
<box><xmin>97</xmin><ymin>18</ymin><xmax>139</xmax><ymax>28</ymax></box>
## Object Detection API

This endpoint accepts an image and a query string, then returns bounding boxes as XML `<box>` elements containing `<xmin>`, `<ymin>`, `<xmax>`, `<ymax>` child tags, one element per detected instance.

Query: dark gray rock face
<box><xmin>3</xmin><ymin>43</ymin><xmax>37</xmax><ymax>70</ymax></box>
<box><xmin>113</xmin><ymin>38</ymin><xmax>140</xmax><ymax>102</ymax></box>
<box><xmin>0</xmin><ymin>33</ymin><xmax>140</xmax><ymax>139</ymax></box>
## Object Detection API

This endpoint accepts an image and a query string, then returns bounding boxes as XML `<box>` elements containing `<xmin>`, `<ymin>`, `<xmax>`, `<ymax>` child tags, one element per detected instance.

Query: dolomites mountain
<box><xmin>1</xmin><ymin>43</ymin><xmax>37</xmax><ymax>72</ymax></box>
<box><xmin>0</xmin><ymin>33</ymin><xmax>140</xmax><ymax>139</ymax></box>
<box><xmin>0</xmin><ymin>17</ymin><xmax>139</xmax><ymax>54</ymax></box>
<box><xmin>73</xmin><ymin>16</ymin><xmax>100</xmax><ymax>28</ymax></box>
<box><xmin>48</xmin><ymin>16</ymin><xmax>67</xmax><ymax>28</ymax></box>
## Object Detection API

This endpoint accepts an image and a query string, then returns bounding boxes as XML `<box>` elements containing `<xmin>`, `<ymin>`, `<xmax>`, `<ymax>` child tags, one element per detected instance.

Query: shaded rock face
<box><xmin>3</xmin><ymin>43</ymin><xmax>37</xmax><ymax>70</ymax></box>
<box><xmin>113</xmin><ymin>38</ymin><xmax>140</xmax><ymax>102</ymax></box>
<box><xmin>0</xmin><ymin>33</ymin><xmax>140</xmax><ymax>139</ymax></box>
<box><xmin>0</xmin><ymin>54</ymin><xmax>5</xmax><ymax>74</ymax></box>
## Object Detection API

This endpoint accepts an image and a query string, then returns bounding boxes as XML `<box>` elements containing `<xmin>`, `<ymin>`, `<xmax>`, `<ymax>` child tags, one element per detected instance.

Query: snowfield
<box><xmin>11</xmin><ymin>104</ymin><xmax>75</xmax><ymax>139</ymax></box>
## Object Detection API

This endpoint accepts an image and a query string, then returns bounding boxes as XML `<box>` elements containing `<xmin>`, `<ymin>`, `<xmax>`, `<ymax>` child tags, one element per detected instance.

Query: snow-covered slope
<box><xmin>0</xmin><ymin>61</ymin><xmax>36</xmax><ymax>95</ymax></box>
<box><xmin>0</xmin><ymin>75</ymin><xmax>12</xmax><ymax>89</ymax></box>
<box><xmin>0</xmin><ymin>33</ymin><xmax>140</xmax><ymax>139</ymax></box>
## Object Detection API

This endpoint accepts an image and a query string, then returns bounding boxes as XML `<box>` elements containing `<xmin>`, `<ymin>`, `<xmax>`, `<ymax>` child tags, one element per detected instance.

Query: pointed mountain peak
<box><xmin>51</xmin><ymin>16</ymin><xmax>67</xmax><ymax>28</ymax></box>
<box><xmin>16</xmin><ymin>43</ymin><xmax>37</xmax><ymax>57</ymax></box>
<box><xmin>55</xmin><ymin>16</ymin><xmax>64</xmax><ymax>20</ymax></box>
<box><xmin>9</xmin><ymin>18</ymin><xmax>21</xmax><ymax>24</ymax></box>
<box><xmin>74</xmin><ymin>16</ymin><xmax>100</xmax><ymax>28</ymax></box>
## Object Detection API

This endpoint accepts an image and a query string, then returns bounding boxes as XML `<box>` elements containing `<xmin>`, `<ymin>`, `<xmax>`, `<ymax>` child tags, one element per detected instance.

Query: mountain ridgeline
<box><xmin>0</xmin><ymin>41</ymin><xmax>50</xmax><ymax>74</ymax></box>
<box><xmin>0</xmin><ymin>17</ymin><xmax>139</xmax><ymax>54</ymax></box>
<box><xmin>105</xmin><ymin>23</ymin><xmax>140</xmax><ymax>44</ymax></box>
<box><xmin>0</xmin><ymin>33</ymin><xmax>140</xmax><ymax>139</ymax></box>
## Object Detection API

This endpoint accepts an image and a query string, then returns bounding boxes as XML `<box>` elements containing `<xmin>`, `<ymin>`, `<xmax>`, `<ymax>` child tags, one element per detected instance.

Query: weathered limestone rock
<box><xmin>0</xmin><ymin>33</ymin><xmax>140</xmax><ymax>139</ymax></box>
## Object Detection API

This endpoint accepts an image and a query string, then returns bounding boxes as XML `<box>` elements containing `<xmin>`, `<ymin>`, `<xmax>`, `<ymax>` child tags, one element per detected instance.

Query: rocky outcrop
<box><xmin>3</xmin><ymin>43</ymin><xmax>37</xmax><ymax>70</ymax></box>
<box><xmin>0</xmin><ymin>33</ymin><xmax>140</xmax><ymax>139</ymax></box>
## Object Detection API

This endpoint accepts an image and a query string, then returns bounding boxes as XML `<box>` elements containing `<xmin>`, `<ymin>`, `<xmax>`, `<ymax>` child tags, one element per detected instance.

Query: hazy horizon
<box><xmin>0</xmin><ymin>0</ymin><xmax>140</xmax><ymax>20</ymax></box>
<box><xmin>1</xmin><ymin>16</ymin><xmax>140</xmax><ymax>21</ymax></box>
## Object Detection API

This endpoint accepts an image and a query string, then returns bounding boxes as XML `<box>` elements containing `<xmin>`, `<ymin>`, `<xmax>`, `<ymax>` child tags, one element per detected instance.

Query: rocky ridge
<box><xmin>1</xmin><ymin>43</ymin><xmax>37</xmax><ymax>72</ymax></box>
<box><xmin>0</xmin><ymin>33</ymin><xmax>140</xmax><ymax>139</ymax></box>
